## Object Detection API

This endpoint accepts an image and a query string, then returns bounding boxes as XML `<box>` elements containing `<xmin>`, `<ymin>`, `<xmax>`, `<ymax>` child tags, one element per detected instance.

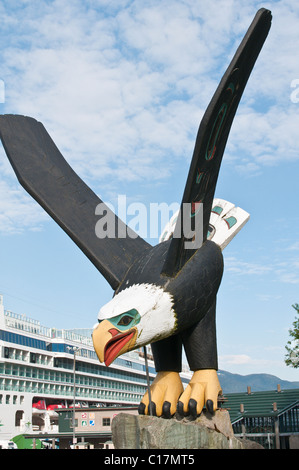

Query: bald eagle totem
<box><xmin>0</xmin><ymin>9</ymin><xmax>271</xmax><ymax>418</ymax></box>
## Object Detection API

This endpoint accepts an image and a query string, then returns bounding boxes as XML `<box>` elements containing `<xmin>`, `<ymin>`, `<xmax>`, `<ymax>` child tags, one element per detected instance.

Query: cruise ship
<box><xmin>0</xmin><ymin>294</ymin><xmax>191</xmax><ymax>443</ymax></box>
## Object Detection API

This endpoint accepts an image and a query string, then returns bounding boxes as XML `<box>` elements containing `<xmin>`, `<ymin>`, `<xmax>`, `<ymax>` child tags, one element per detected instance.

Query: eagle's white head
<box><xmin>92</xmin><ymin>283</ymin><xmax>176</xmax><ymax>366</ymax></box>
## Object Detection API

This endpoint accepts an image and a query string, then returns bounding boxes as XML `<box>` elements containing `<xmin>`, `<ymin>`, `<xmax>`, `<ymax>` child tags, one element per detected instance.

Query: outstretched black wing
<box><xmin>0</xmin><ymin>115</ymin><xmax>150</xmax><ymax>290</ymax></box>
<box><xmin>162</xmin><ymin>8</ymin><xmax>272</xmax><ymax>277</ymax></box>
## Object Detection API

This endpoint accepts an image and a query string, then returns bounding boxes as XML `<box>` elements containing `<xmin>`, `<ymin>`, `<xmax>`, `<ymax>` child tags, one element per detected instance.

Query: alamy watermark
<box><xmin>95</xmin><ymin>195</ymin><xmax>203</xmax><ymax>249</ymax></box>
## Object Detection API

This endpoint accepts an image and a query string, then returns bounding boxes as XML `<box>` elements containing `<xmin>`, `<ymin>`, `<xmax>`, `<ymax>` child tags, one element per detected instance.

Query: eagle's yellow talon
<box><xmin>139</xmin><ymin>371</ymin><xmax>184</xmax><ymax>417</ymax></box>
<box><xmin>177</xmin><ymin>369</ymin><xmax>222</xmax><ymax>416</ymax></box>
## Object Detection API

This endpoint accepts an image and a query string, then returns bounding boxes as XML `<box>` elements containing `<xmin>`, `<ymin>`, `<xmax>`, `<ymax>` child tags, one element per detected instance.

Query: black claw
<box><xmin>206</xmin><ymin>399</ymin><xmax>214</xmax><ymax>414</ymax></box>
<box><xmin>188</xmin><ymin>398</ymin><xmax>198</xmax><ymax>419</ymax></box>
<box><xmin>138</xmin><ymin>402</ymin><xmax>146</xmax><ymax>415</ymax></box>
<box><xmin>162</xmin><ymin>401</ymin><xmax>172</xmax><ymax>419</ymax></box>
<box><xmin>148</xmin><ymin>401</ymin><xmax>156</xmax><ymax>416</ymax></box>
<box><xmin>177</xmin><ymin>401</ymin><xmax>184</xmax><ymax>417</ymax></box>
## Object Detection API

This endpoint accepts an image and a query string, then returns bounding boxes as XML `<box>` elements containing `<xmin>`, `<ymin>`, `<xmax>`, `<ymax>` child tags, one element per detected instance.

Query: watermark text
<box><xmin>95</xmin><ymin>195</ymin><xmax>203</xmax><ymax>249</ymax></box>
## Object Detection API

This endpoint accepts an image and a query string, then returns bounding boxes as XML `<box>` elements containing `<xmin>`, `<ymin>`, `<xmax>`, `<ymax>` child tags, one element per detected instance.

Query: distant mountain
<box><xmin>217</xmin><ymin>369</ymin><xmax>299</xmax><ymax>394</ymax></box>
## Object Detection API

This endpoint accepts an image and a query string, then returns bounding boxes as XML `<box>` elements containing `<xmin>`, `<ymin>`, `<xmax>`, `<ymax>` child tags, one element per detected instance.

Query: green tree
<box><xmin>285</xmin><ymin>303</ymin><xmax>299</xmax><ymax>368</ymax></box>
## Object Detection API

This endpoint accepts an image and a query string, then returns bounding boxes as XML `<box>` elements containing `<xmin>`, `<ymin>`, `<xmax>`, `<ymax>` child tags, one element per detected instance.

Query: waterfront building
<box><xmin>225</xmin><ymin>387</ymin><xmax>299</xmax><ymax>449</ymax></box>
<box><xmin>0</xmin><ymin>294</ymin><xmax>191</xmax><ymax>443</ymax></box>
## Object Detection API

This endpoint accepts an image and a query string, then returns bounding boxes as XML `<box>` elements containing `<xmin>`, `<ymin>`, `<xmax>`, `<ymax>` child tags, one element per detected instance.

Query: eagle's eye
<box><xmin>98</xmin><ymin>308</ymin><xmax>140</xmax><ymax>331</ymax></box>
<box><xmin>117</xmin><ymin>315</ymin><xmax>133</xmax><ymax>326</ymax></box>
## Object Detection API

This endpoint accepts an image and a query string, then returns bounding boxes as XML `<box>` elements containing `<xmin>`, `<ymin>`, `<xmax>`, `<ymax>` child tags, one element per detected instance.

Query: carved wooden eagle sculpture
<box><xmin>0</xmin><ymin>9</ymin><xmax>271</xmax><ymax>418</ymax></box>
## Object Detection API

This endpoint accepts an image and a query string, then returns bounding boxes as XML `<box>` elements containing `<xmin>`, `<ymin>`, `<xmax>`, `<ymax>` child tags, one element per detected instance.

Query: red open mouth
<box><xmin>104</xmin><ymin>328</ymin><xmax>136</xmax><ymax>366</ymax></box>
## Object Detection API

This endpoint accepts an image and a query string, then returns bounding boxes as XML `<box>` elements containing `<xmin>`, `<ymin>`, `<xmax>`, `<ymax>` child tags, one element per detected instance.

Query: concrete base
<box><xmin>112</xmin><ymin>410</ymin><xmax>264</xmax><ymax>449</ymax></box>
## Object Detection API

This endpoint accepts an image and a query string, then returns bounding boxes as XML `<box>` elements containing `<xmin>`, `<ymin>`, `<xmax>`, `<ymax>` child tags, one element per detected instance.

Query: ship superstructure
<box><xmin>0</xmin><ymin>294</ymin><xmax>191</xmax><ymax>441</ymax></box>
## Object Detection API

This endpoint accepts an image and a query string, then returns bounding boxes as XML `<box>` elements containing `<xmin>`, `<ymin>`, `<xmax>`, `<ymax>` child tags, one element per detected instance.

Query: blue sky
<box><xmin>0</xmin><ymin>0</ymin><xmax>298</xmax><ymax>382</ymax></box>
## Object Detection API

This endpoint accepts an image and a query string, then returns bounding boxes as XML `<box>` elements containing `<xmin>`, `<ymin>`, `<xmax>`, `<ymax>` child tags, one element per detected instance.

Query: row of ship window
<box><xmin>0</xmin><ymin>364</ymin><xmax>147</xmax><ymax>393</ymax></box>
<box><xmin>2</xmin><ymin>346</ymin><xmax>155</xmax><ymax>384</ymax></box>
<box><xmin>0</xmin><ymin>380</ymin><xmax>144</xmax><ymax>402</ymax></box>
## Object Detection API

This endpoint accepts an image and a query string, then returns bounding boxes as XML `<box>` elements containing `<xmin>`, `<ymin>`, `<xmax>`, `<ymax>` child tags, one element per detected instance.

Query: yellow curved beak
<box><xmin>92</xmin><ymin>320</ymin><xmax>137</xmax><ymax>366</ymax></box>
<box><xmin>92</xmin><ymin>320</ymin><xmax>114</xmax><ymax>363</ymax></box>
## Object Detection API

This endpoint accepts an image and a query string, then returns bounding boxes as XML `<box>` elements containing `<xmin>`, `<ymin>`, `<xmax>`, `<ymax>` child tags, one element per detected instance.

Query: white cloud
<box><xmin>257</xmin><ymin>294</ymin><xmax>282</xmax><ymax>302</ymax></box>
<box><xmin>220</xmin><ymin>354</ymin><xmax>253</xmax><ymax>365</ymax></box>
<box><xmin>287</xmin><ymin>241</ymin><xmax>299</xmax><ymax>251</ymax></box>
<box><xmin>0</xmin><ymin>179</ymin><xmax>48</xmax><ymax>235</ymax></box>
<box><xmin>1</xmin><ymin>0</ymin><xmax>290</xmax><ymax>186</ymax></box>
<box><xmin>224</xmin><ymin>253</ymin><xmax>299</xmax><ymax>286</ymax></box>
<box><xmin>224</xmin><ymin>256</ymin><xmax>272</xmax><ymax>276</ymax></box>
<box><xmin>1</xmin><ymin>0</ymin><xmax>299</xmax><ymax>231</ymax></box>
<box><xmin>218</xmin><ymin>354</ymin><xmax>284</xmax><ymax>370</ymax></box>
<box><xmin>275</xmin><ymin>270</ymin><xmax>299</xmax><ymax>285</ymax></box>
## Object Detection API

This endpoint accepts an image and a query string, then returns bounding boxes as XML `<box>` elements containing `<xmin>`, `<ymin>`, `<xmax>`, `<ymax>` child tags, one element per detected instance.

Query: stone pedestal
<box><xmin>112</xmin><ymin>410</ymin><xmax>263</xmax><ymax>449</ymax></box>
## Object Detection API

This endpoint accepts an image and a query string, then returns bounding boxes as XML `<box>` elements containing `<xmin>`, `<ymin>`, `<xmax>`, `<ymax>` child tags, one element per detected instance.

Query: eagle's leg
<box><xmin>138</xmin><ymin>334</ymin><xmax>184</xmax><ymax>418</ymax></box>
<box><xmin>178</xmin><ymin>300</ymin><xmax>222</xmax><ymax>417</ymax></box>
